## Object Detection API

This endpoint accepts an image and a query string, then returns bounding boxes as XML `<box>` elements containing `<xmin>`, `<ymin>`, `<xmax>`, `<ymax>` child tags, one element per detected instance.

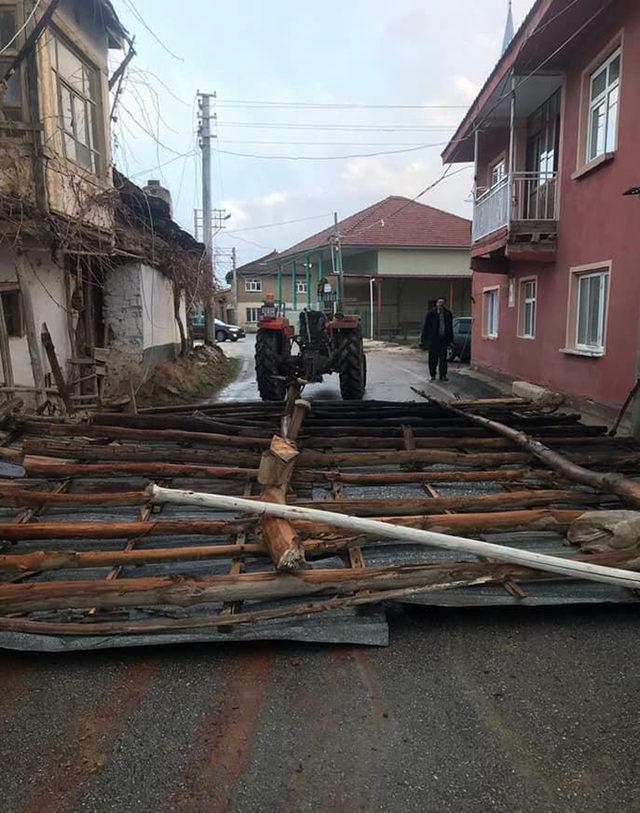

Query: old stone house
<box><xmin>0</xmin><ymin>1</ymin><xmax>202</xmax><ymax>409</ymax></box>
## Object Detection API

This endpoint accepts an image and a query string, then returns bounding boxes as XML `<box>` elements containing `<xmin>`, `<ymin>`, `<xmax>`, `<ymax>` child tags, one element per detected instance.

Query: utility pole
<box><xmin>231</xmin><ymin>247</ymin><xmax>238</xmax><ymax>324</ymax></box>
<box><xmin>198</xmin><ymin>91</ymin><xmax>216</xmax><ymax>345</ymax></box>
<box><xmin>332</xmin><ymin>211</ymin><xmax>344</xmax><ymax>312</ymax></box>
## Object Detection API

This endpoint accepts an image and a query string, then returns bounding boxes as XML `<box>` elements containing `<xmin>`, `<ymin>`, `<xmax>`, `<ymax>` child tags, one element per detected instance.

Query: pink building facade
<box><xmin>443</xmin><ymin>0</ymin><xmax>640</xmax><ymax>421</ymax></box>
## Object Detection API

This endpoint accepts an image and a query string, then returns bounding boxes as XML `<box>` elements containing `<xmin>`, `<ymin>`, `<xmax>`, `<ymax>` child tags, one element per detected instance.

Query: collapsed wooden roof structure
<box><xmin>0</xmin><ymin>395</ymin><xmax>639</xmax><ymax>651</ymax></box>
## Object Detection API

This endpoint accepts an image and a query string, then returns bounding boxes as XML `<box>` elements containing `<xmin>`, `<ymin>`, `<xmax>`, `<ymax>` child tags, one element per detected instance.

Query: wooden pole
<box><xmin>0</xmin><ymin>288</ymin><xmax>14</xmax><ymax>400</ymax></box>
<box><xmin>16</xmin><ymin>258</ymin><xmax>46</xmax><ymax>408</ymax></box>
<box><xmin>422</xmin><ymin>394</ymin><xmax>640</xmax><ymax>509</ymax></box>
<box><xmin>41</xmin><ymin>323</ymin><xmax>74</xmax><ymax>415</ymax></box>
<box><xmin>149</xmin><ymin>486</ymin><xmax>640</xmax><ymax>591</ymax></box>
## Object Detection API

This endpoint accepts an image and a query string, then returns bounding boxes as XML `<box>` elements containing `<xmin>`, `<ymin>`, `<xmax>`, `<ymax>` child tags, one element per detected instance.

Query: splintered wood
<box><xmin>0</xmin><ymin>396</ymin><xmax>639</xmax><ymax>642</ymax></box>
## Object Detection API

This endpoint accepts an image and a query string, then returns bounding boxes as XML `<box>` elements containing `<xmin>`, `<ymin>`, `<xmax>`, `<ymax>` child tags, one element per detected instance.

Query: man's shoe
<box><xmin>430</xmin><ymin>377</ymin><xmax>436</xmax><ymax>382</ymax></box>
<box><xmin>440</xmin><ymin>376</ymin><xmax>449</xmax><ymax>381</ymax></box>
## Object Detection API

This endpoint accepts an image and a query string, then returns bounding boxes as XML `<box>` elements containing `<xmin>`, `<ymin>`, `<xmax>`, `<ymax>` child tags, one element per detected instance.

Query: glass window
<box><xmin>576</xmin><ymin>271</ymin><xmax>608</xmax><ymax>351</ymax></box>
<box><xmin>519</xmin><ymin>279</ymin><xmax>537</xmax><ymax>338</ymax></box>
<box><xmin>587</xmin><ymin>49</ymin><xmax>621</xmax><ymax>162</ymax></box>
<box><xmin>50</xmin><ymin>33</ymin><xmax>101</xmax><ymax>173</ymax></box>
<box><xmin>246</xmin><ymin>307</ymin><xmax>260</xmax><ymax>323</ymax></box>
<box><xmin>296</xmin><ymin>280</ymin><xmax>307</xmax><ymax>294</ymax></box>
<box><xmin>245</xmin><ymin>279</ymin><xmax>262</xmax><ymax>293</ymax></box>
<box><xmin>490</xmin><ymin>160</ymin><xmax>506</xmax><ymax>188</ymax></box>
<box><xmin>0</xmin><ymin>7</ymin><xmax>22</xmax><ymax>121</ymax></box>
<box><xmin>0</xmin><ymin>289</ymin><xmax>23</xmax><ymax>337</ymax></box>
<box><xmin>483</xmin><ymin>289</ymin><xmax>499</xmax><ymax>338</ymax></box>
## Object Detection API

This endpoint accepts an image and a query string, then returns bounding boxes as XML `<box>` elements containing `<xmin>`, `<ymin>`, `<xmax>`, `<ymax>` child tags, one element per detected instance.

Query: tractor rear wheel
<box><xmin>336</xmin><ymin>328</ymin><xmax>366</xmax><ymax>400</ymax></box>
<box><xmin>255</xmin><ymin>329</ymin><xmax>287</xmax><ymax>401</ymax></box>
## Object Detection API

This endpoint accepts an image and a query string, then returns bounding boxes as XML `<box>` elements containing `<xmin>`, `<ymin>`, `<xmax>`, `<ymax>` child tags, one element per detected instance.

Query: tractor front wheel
<box><xmin>255</xmin><ymin>329</ymin><xmax>288</xmax><ymax>401</ymax></box>
<box><xmin>336</xmin><ymin>328</ymin><xmax>366</xmax><ymax>400</ymax></box>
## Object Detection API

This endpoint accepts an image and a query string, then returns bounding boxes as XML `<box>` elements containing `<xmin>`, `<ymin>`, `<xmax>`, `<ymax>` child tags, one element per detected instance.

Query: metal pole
<box><xmin>277</xmin><ymin>264</ymin><xmax>283</xmax><ymax>306</ymax></box>
<box><xmin>199</xmin><ymin>91</ymin><xmax>216</xmax><ymax>345</ymax></box>
<box><xmin>292</xmin><ymin>260</ymin><xmax>297</xmax><ymax>312</ymax></box>
<box><xmin>231</xmin><ymin>247</ymin><xmax>237</xmax><ymax>324</ymax></box>
<box><xmin>317</xmin><ymin>252</ymin><xmax>323</xmax><ymax>306</ymax></box>
<box><xmin>369</xmin><ymin>278</ymin><xmax>375</xmax><ymax>340</ymax></box>
<box><xmin>305</xmin><ymin>256</ymin><xmax>311</xmax><ymax>309</ymax></box>
<box><xmin>334</xmin><ymin>212</ymin><xmax>344</xmax><ymax>310</ymax></box>
<box><xmin>507</xmin><ymin>72</ymin><xmax>516</xmax><ymax>225</ymax></box>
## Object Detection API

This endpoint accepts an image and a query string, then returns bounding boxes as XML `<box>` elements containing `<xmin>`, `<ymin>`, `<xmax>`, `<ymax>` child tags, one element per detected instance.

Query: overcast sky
<box><xmin>112</xmin><ymin>0</ymin><xmax>536</xmax><ymax>277</ymax></box>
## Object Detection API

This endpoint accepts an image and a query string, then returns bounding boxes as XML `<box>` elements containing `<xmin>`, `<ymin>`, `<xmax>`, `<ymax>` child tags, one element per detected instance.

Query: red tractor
<box><xmin>255</xmin><ymin>281</ymin><xmax>367</xmax><ymax>401</ymax></box>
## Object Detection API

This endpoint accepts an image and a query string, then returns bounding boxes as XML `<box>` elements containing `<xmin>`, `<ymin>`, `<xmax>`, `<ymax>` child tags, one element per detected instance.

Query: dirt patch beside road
<box><xmin>136</xmin><ymin>345</ymin><xmax>239</xmax><ymax>408</ymax></box>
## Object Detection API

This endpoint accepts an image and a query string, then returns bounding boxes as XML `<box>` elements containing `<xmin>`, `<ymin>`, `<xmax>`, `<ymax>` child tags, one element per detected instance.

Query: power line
<box><xmin>228</xmin><ymin>213</ymin><xmax>333</xmax><ymax>233</ymax></box>
<box><xmin>0</xmin><ymin>0</ymin><xmax>41</xmax><ymax>55</ymax></box>
<box><xmin>217</xmin><ymin>121</ymin><xmax>456</xmax><ymax>132</ymax></box>
<box><xmin>120</xmin><ymin>0</ymin><xmax>183</xmax><ymax>60</ymax></box>
<box><xmin>214</xmin><ymin>141</ymin><xmax>452</xmax><ymax>161</ymax></box>
<box><xmin>215</xmin><ymin>100</ymin><xmax>470</xmax><ymax>111</ymax></box>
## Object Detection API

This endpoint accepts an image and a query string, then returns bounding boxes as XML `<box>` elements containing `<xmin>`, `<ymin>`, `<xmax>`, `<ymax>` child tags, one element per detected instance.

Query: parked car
<box><xmin>447</xmin><ymin>316</ymin><xmax>472</xmax><ymax>362</ymax></box>
<box><xmin>190</xmin><ymin>315</ymin><xmax>245</xmax><ymax>342</ymax></box>
<box><xmin>214</xmin><ymin>318</ymin><xmax>245</xmax><ymax>342</ymax></box>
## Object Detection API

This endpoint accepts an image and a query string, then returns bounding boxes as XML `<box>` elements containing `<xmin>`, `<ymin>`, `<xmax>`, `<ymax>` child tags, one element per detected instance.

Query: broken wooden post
<box><xmin>16</xmin><ymin>260</ymin><xmax>46</xmax><ymax>408</ymax></box>
<box><xmin>41</xmin><ymin>323</ymin><xmax>74</xmax><ymax>415</ymax></box>
<box><xmin>0</xmin><ymin>288</ymin><xmax>15</xmax><ymax>401</ymax></box>
<box><xmin>258</xmin><ymin>434</ymin><xmax>305</xmax><ymax>571</ymax></box>
<box><xmin>286</xmin><ymin>398</ymin><xmax>311</xmax><ymax>442</ymax></box>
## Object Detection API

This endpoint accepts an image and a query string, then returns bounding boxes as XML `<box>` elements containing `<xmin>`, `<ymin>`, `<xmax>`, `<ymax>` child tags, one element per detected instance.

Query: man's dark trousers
<box><xmin>428</xmin><ymin>339</ymin><xmax>448</xmax><ymax>379</ymax></box>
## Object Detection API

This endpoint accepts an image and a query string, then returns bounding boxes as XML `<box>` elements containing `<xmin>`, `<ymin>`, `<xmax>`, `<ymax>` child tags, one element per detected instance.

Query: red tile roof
<box><xmin>277</xmin><ymin>196</ymin><xmax>470</xmax><ymax>259</ymax></box>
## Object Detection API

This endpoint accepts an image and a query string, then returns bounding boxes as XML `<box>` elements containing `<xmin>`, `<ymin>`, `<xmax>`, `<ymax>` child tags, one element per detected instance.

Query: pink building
<box><xmin>443</xmin><ymin>0</ymin><xmax>640</xmax><ymax>425</ymax></box>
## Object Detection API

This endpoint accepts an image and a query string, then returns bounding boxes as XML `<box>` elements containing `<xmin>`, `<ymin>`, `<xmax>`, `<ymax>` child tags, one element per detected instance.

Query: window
<box><xmin>489</xmin><ymin>159</ymin><xmax>506</xmax><ymax>188</ymax></box>
<box><xmin>519</xmin><ymin>279</ymin><xmax>537</xmax><ymax>338</ymax></box>
<box><xmin>296</xmin><ymin>280</ymin><xmax>307</xmax><ymax>294</ymax></box>
<box><xmin>0</xmin><ymin>6</ymin><xmax>23</xmax><ymax>121</ymax></box>
<box><xmin>483</xmin><ymin>289</ymin><xmax>499</xmax><ymax>338</ymax></box>
<box><xmin>0</xmin><ymin>289</ymin><xmax>23</xmax><ymax>337</ymax></box>
<box><xmin>246</xmin><ymin>307</ymin><xmax>260</xmax><ymax>323</ymax></box>
<box><xmin>575</xmin><ymin>271</ymin><xmax>608</xmax><ymax>352</ymax></box>
<box><xmin>49</xmin><ymin>33</ymin><xmax>101</xmax><ymax>173</ymax></box>
<box><xmin>245</xmin><ymin>279</ymin><xmax>262</xmax><ymax>293</ymax></box>
<box><xmin>586</xmin><ymin>48</ymin><xmax>621</xmax><ymax>162</ymax></box>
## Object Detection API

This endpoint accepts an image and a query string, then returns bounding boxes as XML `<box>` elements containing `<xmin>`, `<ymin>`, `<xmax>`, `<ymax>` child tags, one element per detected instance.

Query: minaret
<box><xmin>502</xmin><ymin>0</ymin><xmax>515</xmax><ymax>54</ymax></box>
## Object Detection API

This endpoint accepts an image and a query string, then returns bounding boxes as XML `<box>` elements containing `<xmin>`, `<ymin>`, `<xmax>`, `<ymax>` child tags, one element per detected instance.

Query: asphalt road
<box><xmin>2</xmin><ymin>337</ymin><xmax>639</xmax><ymax>813</ymax></box>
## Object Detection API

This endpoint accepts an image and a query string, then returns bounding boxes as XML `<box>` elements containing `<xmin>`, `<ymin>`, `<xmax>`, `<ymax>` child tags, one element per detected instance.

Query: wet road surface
<box><xmin>2</xmin><ymin>337</ymin><xmax>638</xmax><ymax>813</ymax></box>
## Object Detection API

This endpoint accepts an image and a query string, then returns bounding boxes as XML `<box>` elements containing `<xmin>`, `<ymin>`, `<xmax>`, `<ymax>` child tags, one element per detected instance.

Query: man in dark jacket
<box><xmin>420</xmin><ymin>297</ymin><xmax>454</xmax><ymax>381</ymax></box>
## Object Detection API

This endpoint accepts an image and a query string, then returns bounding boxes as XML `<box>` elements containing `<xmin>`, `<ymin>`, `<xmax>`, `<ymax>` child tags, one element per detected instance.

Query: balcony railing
<box><xmin>473</xmin><ymin>171</ymin><xmax>558</xmax><ymax>243</ymax></box>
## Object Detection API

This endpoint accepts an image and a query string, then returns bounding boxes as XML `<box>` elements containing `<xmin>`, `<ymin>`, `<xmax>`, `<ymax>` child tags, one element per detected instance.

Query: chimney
<box><xmin>143</xmin><ymin>179</ymin><xmax>173</xmax><ymax>217</ymax></box>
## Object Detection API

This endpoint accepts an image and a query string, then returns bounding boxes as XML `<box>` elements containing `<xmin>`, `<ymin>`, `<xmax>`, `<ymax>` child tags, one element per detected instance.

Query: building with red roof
<box><xmin>230</xmin><ymin>196</ymin><xmax>471</xmax><ymax>339</ymax></box>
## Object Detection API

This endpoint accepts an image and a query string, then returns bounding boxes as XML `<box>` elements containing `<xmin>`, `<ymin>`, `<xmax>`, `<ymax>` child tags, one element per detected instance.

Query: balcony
<box><xmin>472</xmin><ymin>171</ymin><xmax>558</xmax><ymax>246</ymax></box>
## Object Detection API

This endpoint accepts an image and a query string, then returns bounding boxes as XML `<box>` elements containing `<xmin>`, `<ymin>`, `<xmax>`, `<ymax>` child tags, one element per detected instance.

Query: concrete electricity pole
<box><xmin>198</xmin><ymin>91</ymin><xmax>216</xmax><ymax>345</ymax></box>
<box><xmin>231</xmin><ymin>247</ymin><xmax>238</xmax><ymax>324</ymax></box>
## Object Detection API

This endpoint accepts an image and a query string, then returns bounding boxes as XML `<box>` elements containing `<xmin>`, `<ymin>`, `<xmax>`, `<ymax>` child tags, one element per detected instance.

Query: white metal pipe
<box><xmin>150</xmin><ymin>485</ymin><xmax>640</xmax><ymax>591</ymax></box>
<box><xmin>369</xmin><ymin>277</ymin><xmax>375</xmax><ymax>340</ymax></box>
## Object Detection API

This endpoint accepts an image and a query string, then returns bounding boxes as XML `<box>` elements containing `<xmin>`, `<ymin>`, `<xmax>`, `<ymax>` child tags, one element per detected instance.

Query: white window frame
<box><xmin>49</xmin><ymin>32</ymin><xmax>102</xmax><ymax>174</ymax></box>
<box><xmin>518</xmin><ymin>278</ymin><xmax>537</xmax><ymax>339</ymax></box>
<box><xmin>246</xmin><ymin>307</ymin><xmax>260</xmax><ymax>323</ymax></box>
<box><xmin>586</xmin><ymin>47</ymin><xmax>621</xmax><ymax>162</ymax></box>
<box><xmin>489</xmin><ymin>158</ymin><xmax>506</xmax><ymax>189</ymax></box>
<box><xmin>575</xmin><ymin>270</ymin><xmax>609</xmax><ymax>353</ymax></box>
<box><xmin>244</xmin><ymin>279</ymin><xmax>262</xmax><ymax>293</ymax></box>
<box><xmin>482</xmin><ymin>287</ymin><xmax>499</xmax><ymax>339</ymax></box>
<box><xmin>296</xmin><ymin>280</ymin><xmax>307</xmax><ymax>295</ymax></box>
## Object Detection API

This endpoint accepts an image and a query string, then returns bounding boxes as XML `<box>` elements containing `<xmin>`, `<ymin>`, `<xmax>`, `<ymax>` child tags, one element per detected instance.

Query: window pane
<box><xmin>606</xmin><ymin>86</ymin><xmax>619</xmax><ymax>152</ymax></box>
<box><xmin>57</xmin><ymin>40</ymin><xmax>84</xmax><ymax>92</ymax></box>
<box><xmin>591</xmin><ymin>67</ymin><xmax>607</xmax><ymax>100</ymax></box>
<box><xmin>1</xmin><ymin>65</ymin><xmax>21</xmax><ymax>106</ymax></box>
<box><xmin>589</xmin><ymin>102</ymin><xmax>606</xmax><ymax>160</ymax></box>
<box><xmin>60</xmin><ymin>85</ymin><xmax>75</xmax><ymax>133</ymax></box>
<box><xmin>609</xmin><ymin>55</ymin><xmax>620</xmax><ymax>84</ymax></box>
<box><xmin>0</xmin><ymin>10</ymin><xmax>16</xmax><ymax>51</ymax></box>
<box><xmin>586</xmin><ymin>277</ymin><xmax>602</xmax><ymax>345</ymax></box>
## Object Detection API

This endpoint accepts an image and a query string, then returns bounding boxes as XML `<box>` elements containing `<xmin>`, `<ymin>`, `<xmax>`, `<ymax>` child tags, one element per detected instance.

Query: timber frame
<box><xmin>0</xmin><ymin>396</ymin><xmax>639</xmax><ymax>648</ymax></box>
